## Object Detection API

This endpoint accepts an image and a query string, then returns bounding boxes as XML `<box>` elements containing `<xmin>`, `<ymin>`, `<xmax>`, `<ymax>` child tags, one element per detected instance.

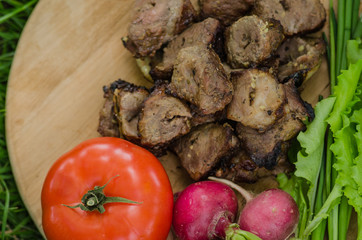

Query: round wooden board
<box><xmin>6</xmin><ymin>0</ymin><xmax>332</xmax><ymax>238</ymax></box>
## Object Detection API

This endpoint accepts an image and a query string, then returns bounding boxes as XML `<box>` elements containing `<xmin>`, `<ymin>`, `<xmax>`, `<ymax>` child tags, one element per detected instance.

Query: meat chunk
<box><xmin>138</xmin><ymin>83</ymin><xmax>192</xmax><ymax>153</ymax></box>
<box><xmin>214</xmin><ymin>148</ymin><xmax>294</xmax><ymax>183</ymax></box>
<box><xmin>151</xmin><ymin>18</ymin><xmax>223</xmax><ymax>79</ymax></box>
<box><xmin>254</xmin><ymin>0</ymin><xmax>326</xmax><ymax>36</ymax></box>
<box><xmin>190</xmin><ymin>107</ymin><xmax>226</xmax><ymax>127</ymax></box>
<box><xmin>172</xmin><ymin>123</ymin><xmax>240</xmax><ymax>181</ymax></box>
<box><xmin>111</xmin><ymin>80</ymin><xmax>149</xmax><ymax>142</ymax></box>
<box><xmin>227</xmin><ymin>69</ymin><xmax>285</xmax><ymax>132</ymax></box>
<box><xmin>199</xmin><ymin>0</ymin><xmax>253</xmax><ymax>26</ymax></box>
<box><xmin>236</xmin><ymin>79</ymin><xmax>312</xmax><ymax>169</ymax></box>
<box><xmin>276</xmin><ymin>37</ymin><xmax>326</xmax><ymax>82</ymax></box>
<box><xmin>97</xmin><ymin>87</ymin><xmax>120</xmax><ymax>138</ymax></box>
<box><xmin>225</xmin><ymin>15</ymin><xmax>284</xmax><ymax>68</ymax></box>
<box><xmin>190</xmin><ymin>0</ymin><xmax>201</xmax><ymax>14</ymax></box>
<box><xmin>97</xmin><ymin>80</ymin><xmax>149</xmax><ymax>142</ymax></box>
<box><xmin>123</xmin><ymin>0</ymin><xmax>197</xmax><ymax>57</ymax></box>
<box><xmin>169</xmin><ymin>45</ymin><xmax>233</xmax><ymax>114</ymax></box>
<box><xmin>237</xmin><ymin>121</ymin><xmax>299</xmax><ymax>169</ymax></box>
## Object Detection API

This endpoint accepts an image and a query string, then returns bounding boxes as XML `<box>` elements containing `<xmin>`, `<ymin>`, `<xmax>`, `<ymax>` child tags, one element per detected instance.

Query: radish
<box><xmin>209</xmin><ymin>177</ymin><xmax>300</xmax><ymax>240</ymax></box>
<box><xmin>173</xmin><ymin>178</ymin><xmax>299</xmax><ymax>240</ymax></box>
<box><xmin>172</xmin><ymin>181</ymin><xmax>238</xmax><ymax>240</ymax></box>
<box><xmin>172</xmin><ymin>180</ymin><xmax>262</xmax><ymax>240</ymax></box>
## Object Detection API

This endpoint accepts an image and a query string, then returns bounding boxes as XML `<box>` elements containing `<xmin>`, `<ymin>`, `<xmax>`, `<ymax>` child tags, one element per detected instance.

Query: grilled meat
<box><xmin>215</xmin><ymin>148</ymin><xmax>294</xmax><ymax>183</ymax></box>
<box><xmin>99</xmin><ymin>0</ymin><xmax>327</xmax><ymax>184</ymax></box>
<box><xmin>138</xmin><ymin>83</ymin><xmax>192</xmax><ymax>154</ymax></box>
<box><xmin>169</xmin><ymin>45</ymin><xmax>233</xmax><ymax>114</ymax></box>
<box><xmin>97</xmin><ymin>80</ymin><xmax>149</xmax><ymax>142</ymax></box>
<box><xmin>276</xmin><ymin>37</ymin><xmax>326</xmax><ymax>82</ymax></box>
<box><xmin>151</xmin><ymin>18</ymin><xmax>223</xmax><ymax>79</ymax></box>
<box><xmin>190</xmin><ymin>107</ymin><xmax>226</xmax><ymax>127</ymax></box>
<box><xmin>236</xmin><ymin>78</ymin><xmax>312</xmax><ymax>169</ymax></box>
<box><xmin>111</xmin><ymin>81</ymin><xmax>149</xmax><ymax>142</ymax></box>
<box><xmin>225</xmin><ymin>15</ymin><xmax>284</xmax><ymax>68</ymax></box>
<box><xmin>227</xmin><ymin>69</ymin><xmax>285</xmax><ymax>132</ymax></box>
<box><xmin>97</xmin><ymin>87</ymin><xmax>120</xmax><ymax>138</ymax></box>
<box><xmin>172</xmin><ymin>123</ymin><xmax>240</xmax><ymax>181</ymax></box>
<box><xmin>199</xmin><ymin>0</ymin><xmax>253</xmax><ymax>26</ymax></box>
<box><xmin>123</xmin><ymin>0</ymin><xmax>197</xmax><ymax>57</ymax></box>
<box><xmin>254</xmin><ymin>0</ymin><xmax>326</xmax><ymax>36</ymax></box>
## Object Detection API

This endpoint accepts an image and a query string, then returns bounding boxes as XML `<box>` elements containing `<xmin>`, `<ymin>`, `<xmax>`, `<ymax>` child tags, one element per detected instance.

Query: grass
<box><xmin>0</xmin><ymin>0</ymin><xmax>43</xmax><ymax>239</ymax></box>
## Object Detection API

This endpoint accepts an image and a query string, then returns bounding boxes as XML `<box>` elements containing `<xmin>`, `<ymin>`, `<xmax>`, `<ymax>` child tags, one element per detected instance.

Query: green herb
<box><xmin>279</xmin><ymin>60</ymin><xmax>362</xmax><ymax>240</ymax></box>
<box><xmin>0</xmin><ymin>1</ymin><xmax>42</xmax><ymax>239</ymax></box>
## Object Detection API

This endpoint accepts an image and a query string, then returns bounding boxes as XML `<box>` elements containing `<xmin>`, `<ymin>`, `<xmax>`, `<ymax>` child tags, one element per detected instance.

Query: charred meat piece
<box><xmin>138</xmin><ymin>83</ymin><xmax>192</xmax><ymax>152</ymax></box>
<box><xmin>97</xmin><ymin>80</ymin><xmax>149</xmax><ymax>141</ymax></box>
<box><xmin>151</xmin><ymin>18</ymin><xmax>223</xmax><ymax>79</ymax></box>
<box><xmin>172</xmin><ymin>123</ymin><xmax>240</xmax><ymax>181</ymax></box>
<box><xmin>190</xmin><ymin>0</ymin><xmax>201</xmax><ymax>14</ymax></box>
<box><xmin>123</xmin><ymin>0</ymin><xmax>197</xmax><ymax>57</ymax></box>
<box><xmin>283</xmin><ymin>78</ymin><xmax>315</xmax><ymax>120</ymax></box>
<box><xmin>169</xmin><ymin>45</ymin><xmax>233</xmax><ymax>114</ymax></box>
<box><xmin>199</xmin><ymin>0</ymin><xmax>253</xmax><ymax>26</ymax></box>
<box><xmin>97</xmin><ymin>87</ymin><xmax>120</xmax><ymax>138</ymax></box>
<box><xmin>111</xmin><ymin>81</ymin><xmax>150</xmax><ymax>142</ymax></box>
<box><xmin>254</xmin><ymin>0</ymin><xmax>326</xmax><ymax>36</ymax></box>
<box><xmin>276</xmin><ymin>37</ymin><xmax>326</xmax><ymax>82</ymax></box>
<box><xmin>237</xmin><ymin>79</ymin><xmax>312</xmax><ymax>169</ymax></box>
<box><xmin>214</xmin><ymin>148</ymin><xmax>294</xmax><ymax>183</ymax></box>
<box><xmin>227</xmin><ymin>69</ymin><xmax>285</xmax><ymax>132</ymax></box>
<box><xmin>236</xmin><ymin>124</ymin><xmax>294</xmax><ymax>169</ymax></box>
<box><xmin>225</xmin><ymin>15</ymin><xmax>284</xmax><ymax>68</ymax></box>
<box><xmin>190</xmin><ymin>108</ymin><xmax>226</xmax><ymax>127</ymax></box>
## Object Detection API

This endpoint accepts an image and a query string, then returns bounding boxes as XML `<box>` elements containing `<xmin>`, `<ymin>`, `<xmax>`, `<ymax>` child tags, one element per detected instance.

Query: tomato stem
<box><xmin>63</xmin><ymin>175</ymin><xmax>142</xmax><ymax>214</ymax></box>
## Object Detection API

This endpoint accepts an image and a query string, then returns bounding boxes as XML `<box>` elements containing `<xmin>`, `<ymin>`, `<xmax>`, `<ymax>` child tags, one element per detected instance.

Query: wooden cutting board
<box><xmin>6</xmin><ymin>0</ymin><xmax>333</xmax><ymax>238</ymax></box>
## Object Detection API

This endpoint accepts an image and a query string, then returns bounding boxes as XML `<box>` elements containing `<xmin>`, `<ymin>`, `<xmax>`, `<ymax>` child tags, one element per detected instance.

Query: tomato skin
<box><xmin>41</xmin><ymin>137</ymin><xmax>173</xmax><ymax>240</ymax></box>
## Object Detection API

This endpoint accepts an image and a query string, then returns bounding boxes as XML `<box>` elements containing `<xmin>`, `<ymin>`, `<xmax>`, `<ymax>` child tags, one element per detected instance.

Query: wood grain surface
<box><xmin>6</xmin><ymin>0</ymin><xmax>333</xmax><ymax>238</ymax></box>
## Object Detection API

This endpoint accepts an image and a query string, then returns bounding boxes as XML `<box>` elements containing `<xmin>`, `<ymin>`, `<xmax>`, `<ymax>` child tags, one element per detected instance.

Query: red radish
<box><xmin>172</xmin><ymin>181</ymin><xmax>238</xmax><ymax>240</ymax></box>
<box><xmin>209</xmin><ymin>177</ymin><xmax>300</xmax><ymax>240</ymax></box>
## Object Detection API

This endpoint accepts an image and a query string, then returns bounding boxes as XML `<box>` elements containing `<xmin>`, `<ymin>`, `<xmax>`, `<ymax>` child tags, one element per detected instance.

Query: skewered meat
<box><xmin>227</xmin><ymin>69</ymin><xmax>285</xmax><ymax>132</ymax></box>
<box><xmin>225</xmin><ymin>15</ymin><xmax>284</xmax><ymax>68</ymax></box>
<box><xmin>254</xmin><ymin>0</ymin><xmax>326</xmax><ymax>36</ymax></box>
<box><xmin>138</xmin><ymin>83</ymin><xmax>192</xmax><ymax>153</ymax></box>
<box><xmin>123</xmin><ymin>0</ymin><xmax>197</xmax><ymax>57</ymax></box>
<box><xmin>169</xmin><ymin>45</ymin><xmax>233</xmax><ymax>114</ymax></box>
<box><xmin>172</xmin><ymin>123</ymin><xmax>240</xmax><ymax>181</ymax></box>
<box><xmin>151</xmin><ymin>18</ymin><xmax>223</xmax><ymax>79</ymax></box>
<box><xmin>199</xmin><ymin>0</ymin><xmax>253</xmax><ymax>26</ymax></box>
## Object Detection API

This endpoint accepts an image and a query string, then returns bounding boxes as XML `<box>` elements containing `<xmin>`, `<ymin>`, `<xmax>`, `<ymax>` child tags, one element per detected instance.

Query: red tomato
<box><xmin>41</xmin><ymin>137</ymin><xmax>173</xmax><ymax>240</ymax></box>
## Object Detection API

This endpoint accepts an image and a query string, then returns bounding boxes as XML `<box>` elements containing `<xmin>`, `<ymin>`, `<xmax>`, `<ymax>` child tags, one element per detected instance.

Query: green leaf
<box><xmin>302</xmin><ymin>184</ymin><xmax>343</xmax><ymax>238</ymax></box>
<box><xmin>331</xmin><ymin>118</ymin><xmax>362</xmax><ymax>211</ymax></box>
<box><xmin>277</xmin><ymin>173</ymin><xmax>308</xmax><ymax>238</ymax></box>
<box><xmin>295</xmin><ymin>97</ymin><xmax>336</xmax><ymax>214</ymax></box>
<box><xmin>327</xmin><ymin>60</ymin><xmax>362</xmax><ymax>133</ymax></box>
<box><xmin>351</xmin><ymin>109</ymin><xmax>362</xmax><ymax>196</ymax></box>
<box><xmin>347</xmin><ymin>39</ymin><xmax>362</xmax><ymax>65</ymax></box>
<box><xmin>225</xmin><ymin>224</ymin><xmax>262</xmax><ymax>240</ymax></box>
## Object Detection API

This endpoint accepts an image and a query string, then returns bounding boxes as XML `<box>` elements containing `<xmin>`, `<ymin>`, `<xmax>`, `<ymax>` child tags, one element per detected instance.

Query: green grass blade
<box><xmin>329</xmin><ymin>7</ymin><xmax>337</xmax><ymax>89</ymax></box>
<box><xmin>336</xmin><ymin>0</ymin><xmax>346</xmax><ymax>75</ymax></box>
<box><xmin>0</xmin><ymin>178</ymin><xmax>10</xmax><ymax>240</ymax></box>
<box><xmin>351</xmin><ymin>0</ymin><xmax>361</xmax><ymax>32</ymax></box>
<box><xmin>0</xmin><ymin>0</ymin><xmax>37</xmax><ymax>24</ymax></box>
